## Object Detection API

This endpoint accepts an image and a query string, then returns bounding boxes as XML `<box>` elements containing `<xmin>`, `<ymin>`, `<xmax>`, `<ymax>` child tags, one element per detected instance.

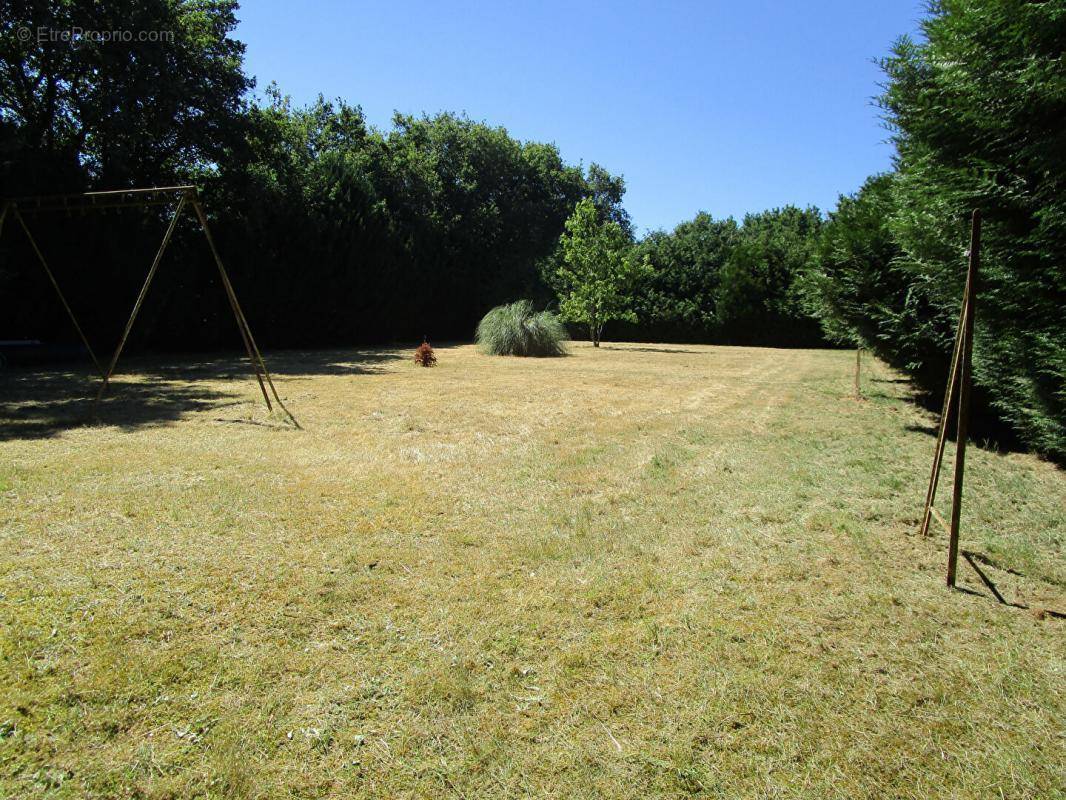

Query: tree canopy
<box><xmin>0</xmin><ymin>0</ymin><xmax>250</xmax><ymax>191</ymax></box>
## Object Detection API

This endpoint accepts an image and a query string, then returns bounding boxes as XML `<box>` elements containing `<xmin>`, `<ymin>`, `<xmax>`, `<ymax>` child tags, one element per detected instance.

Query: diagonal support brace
<box><xmin>93</xmin><ymin>194</ymin><xmax>188</xmax><ymax>412</ymax></box>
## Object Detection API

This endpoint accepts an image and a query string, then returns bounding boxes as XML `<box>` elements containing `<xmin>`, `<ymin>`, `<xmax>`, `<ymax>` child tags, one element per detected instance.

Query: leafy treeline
<box><xmin>806</xmin><ymin>0</ymin><xmax>1066</xmax><ymax>459</ymax></box>
<box><xmin>0</xmin><ymin>1</ymin><xmax>607</xmax><ymax>347</ymax></box>
<box><xmin>624</xmin><ymin>206</ymin><xmax>824</xmax><ymax>346</ymax></box>
<box><xmin>1</xmin><ymin>0</ymin><xmax>1063</xmax><ymax>456</ymax></box>
<box><xmin>0</xmin><ymin>0</ymin><xmax>821</xmax><ymax>353</ymax></box>
<box><xmin>210</xmin><ymin>94</ymin><xmax>596</xmax><ymax>345</ymax></box>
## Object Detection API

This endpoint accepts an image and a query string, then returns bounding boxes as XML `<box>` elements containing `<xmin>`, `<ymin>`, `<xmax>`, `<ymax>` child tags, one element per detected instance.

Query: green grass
<box><xmin>0</xmin><ymin>343</ymin><xmax>1062</xmax><ymax>798</ymax></box>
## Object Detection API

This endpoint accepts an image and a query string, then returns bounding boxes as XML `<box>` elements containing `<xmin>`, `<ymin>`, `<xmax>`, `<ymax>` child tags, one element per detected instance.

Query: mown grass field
<box><xmin>0</xmin><ymin>342</ymin><xmax>1063</xmax><ymax>799</ymax></box>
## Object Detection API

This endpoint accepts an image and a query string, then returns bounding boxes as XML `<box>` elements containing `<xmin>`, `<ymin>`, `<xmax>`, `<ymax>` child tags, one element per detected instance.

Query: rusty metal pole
<box><xmin>918</xmin><ymin>295</ymin><xmax>968</xmax><ymax>538</ymax></box>
<box><xmin>186</xmin><ymin>192</ymin><xmax>272</xmax><ymax>412</ymax></box>
<box><xmin>12</xmin><ymin>206</ymin><xmax>104</xmax><ymax>375</ymax></box>
<box><xmin>946</xmin><ymin>210</ymin><xmax>980</xmax><ymax>588</ymax></box>
<box><xmin>189</xmin><ymin>193</ymin><xmax>300</xmax><ymax>428</ymax></box>
<box><xmin>854</xmin><ymin>348</ymin><xmax>862</xmax><ymax>399</ymax></box>
<box><xmin>93</xmin><ymin>194</ymin><xmax>187</xmax><ymax>412</ymax></box>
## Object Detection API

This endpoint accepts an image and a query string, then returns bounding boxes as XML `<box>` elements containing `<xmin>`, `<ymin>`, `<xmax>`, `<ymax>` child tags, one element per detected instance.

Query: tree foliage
<box><xmin>0</xmin><ymin>0</ymin><xmax>252</xmax><ymax>351</ymax></box>
<box><xmin>211</xmin><ymin>95</ymin><xmax>591</xmax><ymax>345</ymax></box>
<box><xmin>0</xmin><ymin>0</ymin><xmax>251</xmax><ymax>191</ymax></box>
<box><xmin>716</xmin><ymin>206</ymin><xmax>824</xmax><ymax>345</ymax></box>
<box><xmin>802</xmin><ymin>175</ymin><xmax>908</xmax><ymax>349</ymax></box>
<box><xmin>0</xmin><ymin>77</ymin><xmax>592</xmax><ymax>347</ymax></box>
<box><xmin>554</xmin><ymin>198</ymin><xmax>647</xmax><ymax>346</ymax></box>
<box><xmin>804</xmin><ymin>0</ymin><xmax>1066</xmax><ymax>458</ymax></box>
<box><xmin>621</xmin><ymin>207</ymin><xmax>825</xmax><ymax>346</ymax></box>
<box><xmin>881</xmin><ymin>0</ymin><xmax>1066</xmax><ymax>458</ymax></box>
<box><xmin>627</xmin><ymin>213</ymin><xmax>739</xmax><ymax>342</ymax></box>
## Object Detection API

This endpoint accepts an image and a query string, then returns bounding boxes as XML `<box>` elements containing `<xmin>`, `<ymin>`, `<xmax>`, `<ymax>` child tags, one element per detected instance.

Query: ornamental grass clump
<box><xmin>476</xmin><ymin>300</ymin><xmax>568</xmax><ymax>357</ymax></box>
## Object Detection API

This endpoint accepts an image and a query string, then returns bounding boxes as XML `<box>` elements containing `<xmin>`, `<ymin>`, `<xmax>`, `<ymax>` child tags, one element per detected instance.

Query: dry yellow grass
<box><xmin>0</xmin><ymin>342</ymin><xmax>1063</xmax><ymax>798</ymax></box>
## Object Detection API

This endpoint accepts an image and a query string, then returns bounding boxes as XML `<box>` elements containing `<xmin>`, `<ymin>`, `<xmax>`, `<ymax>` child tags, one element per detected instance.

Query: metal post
<box><xmin>93</xmin><ymin>194</ymin><xmax>187</xmax><ymax>411</ymax></box>
<box><xmin>186</xmin><ymin>193</ymin><xmax>271</xmax><ymax>411</ymax></box>
<box><xmin>854</xmin><ymin>348</ymin><xmax>862</xmax><ymax>399</ymax></box>
<box><xmin>918</xmin><ymin>296</ymin><xmax>968</xmax><ymax>538</ymax></box>
<box><xmin>189</xmin><ymin>193</ymin><xmax>300</xmax><ymax>429</ymax></box>
<box><xmin>946</xmin><ymin>210</ymin><xmax>980</xmax><ymax>588</ymax></box>
<box><xmin>12</xmin><ymin>206</ymin><xmax>104</xmax><ymax>375</ymax></box>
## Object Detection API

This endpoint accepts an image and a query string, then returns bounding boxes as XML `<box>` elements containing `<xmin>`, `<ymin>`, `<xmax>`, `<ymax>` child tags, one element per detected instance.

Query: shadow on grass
<box><xmin>904</xmin><ymin>422</ymin><xmax>940</xmax><ymax>437</ymax></box>
<box><xmin>137</xmin><ymin>347</ymin><xmax>408</xmax><ymax>379</ymax></box>
<box><xmin>956</xmin><ymin>553</ymin><xmax>1064</xmax><ymax>619</ymax></box>
<box><xmin>902</xmin><ymin>417</ymin><xmax>1035</xmax><ymax>460</ymax></box>
<box><xmin>0</xmin><ymin>370</ymin><xmax>239</xmax><ymax>441</ymax></box>
<box><xmin>0</xmin><ymin>347</ymin><xmax>408</xmax><ymax>441</ymax></box>
<box><xmin>598</xmin><ymin>345</ymin><xmax>703</xmax><ymax>354</ymax></box>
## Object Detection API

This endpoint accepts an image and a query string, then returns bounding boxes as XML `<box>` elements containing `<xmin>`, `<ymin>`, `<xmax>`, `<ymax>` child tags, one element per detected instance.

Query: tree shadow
<box><xmin>902</xmin><ymin>418</ymin><xmax>1034</xmax><ymax>459</ymax></box>
<box><xmin>0</xmin><ymin>347</ymin><xmax>409</xmax><ymax>441</ymax></box>
<box><xmin>904</xmin><ymin>422</ymin><xmax>940</xmax><ymax>437</ymax></box>
<box><xmin>598</xmin><ymin>345</ymin><xmax>703</xmax><ymax>354</ymax></box>
<box><xmin>896</xmin><ymin>380</ymin><xmax>1054</xmax><ymax>464</ymax></box>
<box><xmin>132</xmin><ymin>347</ymin><xmax>408</xmax><ymax>380</ymax></box>
<box><xmin>0</xmin><ymin>369</ymin><xmax>240</xmax><ymax>441</ymax></box>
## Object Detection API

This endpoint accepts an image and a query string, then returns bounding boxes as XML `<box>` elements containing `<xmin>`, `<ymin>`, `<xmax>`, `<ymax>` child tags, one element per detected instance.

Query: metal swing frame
<box><xmin>0</xmin><ymin>185</ymin><xmax>300</xmax><ymax>428</ymax></box>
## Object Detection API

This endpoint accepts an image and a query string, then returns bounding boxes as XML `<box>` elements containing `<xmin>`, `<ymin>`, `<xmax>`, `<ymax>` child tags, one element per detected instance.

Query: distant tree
<box><xmin>802</xmin><ymin>174</ymin><xmax>906</xmax><ymax>348</ymax></box>
<box><xmin>630</xmin><ymin>213</ymin><xmax>739</xmax><ymax>341</ymax></box>
<box><xmin>585</xmin><ymin>162</ymin><xmax>633</xmax><ymax>239</ymax></box>
<box><xmin>216</xmin><ymin>103</ymin><xmax>590</xmax><ymax>347</ymax></box>
<box><xmin>715</xmin><ymin>206</ymin><xmax>824</xmax><ymax>345</ymax></box>
<box><xmin>555</xmin><ymin>198</ymin><xmax>646</xmax><ymax>347</ymax></box>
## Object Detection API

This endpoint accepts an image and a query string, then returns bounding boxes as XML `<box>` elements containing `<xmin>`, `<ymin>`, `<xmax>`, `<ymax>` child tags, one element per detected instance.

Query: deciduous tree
<box><xmin>555</xmin><ymin>198</ymin><xmax>646</xmax><ymax>347</ymax></box>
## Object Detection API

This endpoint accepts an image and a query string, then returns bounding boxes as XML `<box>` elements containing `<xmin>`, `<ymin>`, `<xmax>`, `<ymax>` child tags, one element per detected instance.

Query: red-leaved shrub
<box><xmin>414</xmin><ymin>340</ymin><xmax>437</xmax><ymax>367</ymax></box>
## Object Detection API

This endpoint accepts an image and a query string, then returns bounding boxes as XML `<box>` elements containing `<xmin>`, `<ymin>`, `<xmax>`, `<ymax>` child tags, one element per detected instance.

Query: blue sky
<box><xmin>236</xmin><ymin>1</ymin><xmax>925</xmax><ymax>234</ymax></box>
